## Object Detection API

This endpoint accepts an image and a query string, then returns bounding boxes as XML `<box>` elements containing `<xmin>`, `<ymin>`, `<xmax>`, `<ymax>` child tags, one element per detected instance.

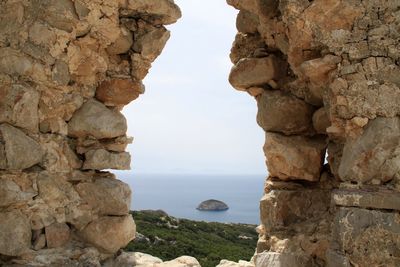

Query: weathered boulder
<box><xmin>40</xmin><ymin>134</ymin><xmax>82</xmax><ymax>171</ymax></box>
<box><xmin>124</xmin><ymin>0</ymin><xmax>182</xmax><ymax>25</ymax></box>
<box><xmin>68</xmin><ymin>99</ymin><xmax>127</xmax><ymax>139</ymax></box>
<box><xmin>257</xmin><ymin>90</ymin><xmax>314</xmax><ymax>135</ymax></box>
<box><xmin>264</xmin><ymin>133</ymin><xmax>326</xmax><ymax>181</ymax></box>
<box><xmin>40</xmin><ymin>0</ymin><xmax>79</xmax><ymax>33</ymax></box>
<box><xmin>0</xmin><ymin>179</ymin><xmax>36</xmax><ymax>207</ymax></box>
<box><xmin>0</xmin><ymin>123</ymin><xmax>43</xmax><ymax>170</ymax></box>
<box><xmin>255</xmin><ymin>252</ymin><xmax>312</xmax><ymax>267</ymax></box>
<box><xmin>0</xmin><ymin>210</ymin><xmax>31</xmax><ymax>256</ymax></box>
<box><xmin>83</xmin><ymin>149</ymin><xmax>131</xmax><ymax>170</ymax></box>
<box><xmin>332</xmin><ymin>208</ymin><xmax>400</xmax><ymax>266</ymax></box>
<box><xmin>260</xmin><ymin>188</ymin><xmax>331</xmax><ymax>232</ymax></box>
<box><xmin>39</xmin><ymin>90</ymin><xmax>84</xmax><ymax>135</ymax></box>
<box><xmin>162</xmin><ymin>256</ymin><xmax>201</xmax><ymax>267</ymax></box>
<box><xmin>131</xmin><ymin>53</ymin><xmax>152</xmax><ymax>80</ymax></box>
<box><xmin>106</xmin><ymin>27</ymin><xmax>133</xmax><ymax>55</ymax></box>
<box><xmin>96</xmin><ymin>79</ymin><xmax>144</xmax><ymax>106</ymax></box>
<box><xmin>229</xmin><ymin>56</ymin><xmax>287</xmax><ymax>90</ymax></box>
<box><xmin>75</xmin><ymin>177</ymin><xmax>131</xmax><ymax>216</ymax></box>
<box><xmin>104</xmin><ymin>252</ymin><xmax>163</xmax><ymax>267</ymax></box>
<box><xmin>36</xmin><ymin>171</ymin><xmax>81</xmax><ymax>210</ymax></box>
<box><xmin>236</xmin><ymin>10</ymin><xmax>259</xmax><ymax>34</ymax></box>
<box><xmin>0</xmin><ymin>83</ymin><xmax>40</xmax><ymax>132</ymax></box>
<box><xmin>78</xmin><ymin>215</ymin><xmax>136</xmax><ymax>254</ymax></box>
<box><xmin>45</xmin><ymin>223</ymin><xmax>71</xmax><ymax>248</ymax></box>
<box><xmin>217</xmin><ymin>259</ymin><xmax>254</xmax><ymax>267</ymax></box>
<box><xmin>312</xmin><ymin>108</ymin><xmax>330</xmax><ymax>134</ymax></box>
<box><xmin>338</xmin><ymin>117</ymin><xmax>400</xmax><ymax>183</ymax></box>
<box><xmin>133</xmin><ymin>27</ymin><xmax>171</xmax><ymax>62</ymax></box>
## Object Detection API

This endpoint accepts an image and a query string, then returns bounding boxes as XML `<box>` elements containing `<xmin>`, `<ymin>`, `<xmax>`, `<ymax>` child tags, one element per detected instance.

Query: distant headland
<box><xmin>197</xmin><ymin>199</ymin><xmax>229</xmax><ymax>211</ymax></box>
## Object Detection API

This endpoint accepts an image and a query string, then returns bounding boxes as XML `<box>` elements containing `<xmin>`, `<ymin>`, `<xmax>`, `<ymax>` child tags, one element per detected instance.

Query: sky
<box><xmin>122</xmin><ymin>0</ymin><xmax>266</xmax><ymax>175</ymax></box>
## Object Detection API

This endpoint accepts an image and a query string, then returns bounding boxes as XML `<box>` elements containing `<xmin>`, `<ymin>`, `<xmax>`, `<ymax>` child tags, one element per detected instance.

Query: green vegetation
<box><xmin>124</xmin><ymin>210</ymin><xmax>258</xmax><ymax>267</ymax></box>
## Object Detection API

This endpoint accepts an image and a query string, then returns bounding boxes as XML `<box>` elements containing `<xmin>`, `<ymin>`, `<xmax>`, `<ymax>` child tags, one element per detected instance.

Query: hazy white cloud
<box><xmin>122</xmin><ymin>0</ymin><xmax>266</xmax><ymax>175</ymax></box>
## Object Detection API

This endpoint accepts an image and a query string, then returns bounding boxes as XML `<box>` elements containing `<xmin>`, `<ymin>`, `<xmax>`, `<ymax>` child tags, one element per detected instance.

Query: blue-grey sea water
<box><xmin>117</xmin><ymin>172</ymin><xmax>265</xmax><ymax>225</ymax></box>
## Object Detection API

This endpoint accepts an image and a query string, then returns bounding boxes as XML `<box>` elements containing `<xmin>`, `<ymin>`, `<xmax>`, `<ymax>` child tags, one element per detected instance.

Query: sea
<box><xmin>116</xmin><ymin>172</ymin><xmax>266</xmax><ymax>225</ymax></box>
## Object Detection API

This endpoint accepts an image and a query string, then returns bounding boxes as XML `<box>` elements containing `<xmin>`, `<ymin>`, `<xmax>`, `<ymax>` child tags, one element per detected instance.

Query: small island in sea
<box><xmin>196</xmin><ymin>199</ymin><xmax>229</xmax><ymax>211</ymax></box>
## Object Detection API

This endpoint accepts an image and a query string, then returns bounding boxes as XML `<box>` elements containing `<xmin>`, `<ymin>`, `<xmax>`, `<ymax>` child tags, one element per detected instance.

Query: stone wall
<box><xmin>0</xmin><ymin>0</ymin><xmax>181</xmax><ymax>265</ymax></box>
<box><xmin>1</xmin><ymin>0</ymin><xmax>399</xmax><ymax>266</ymax></box>
<box><xmin>227</xmin><ymin>0</ymin><xmax>400</xmax><ymax>266</ymax></box>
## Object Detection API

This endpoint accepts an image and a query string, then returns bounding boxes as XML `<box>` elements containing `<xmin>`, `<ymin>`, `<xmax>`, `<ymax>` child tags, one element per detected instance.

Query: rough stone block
<box><xmin>332</xmin><ymin>207</ymin><xmax>400</xmax><ymax>266</ymax></box>
<box><xmin>264</xmin><ymin>133</ymin><xmax>326</xmax><ymax>181</ymax></box>
<box><xmin>45</xmin><ymin>223</ymin><xmax>70</xmax><ymax>248</ymax></box>
<box><xmin>229</xmin><ymin>56</ymin><xmax>287</xmax><ymax>90</ymax></box>
<box><xmin>0</xmin><ymin>210</ymin><xmax>31</xmax><ymax>256</ymax></box>
<box><xmin>83</xmin><ymin>149</ymin><xmax>131</xmax><ymax>170</ymax></box>
<box><xmin>78</xmin><ymin>215</ymin><xmax>136</xmax><ymax>254</ymax></box>
<box><xmin>68</xmin><ymin>99</ymin><xmax>127</xmax><ymax>139</ymax></box>
<box><xmin>0</xmin><ymin>123</ymin><xmax>43</xmax><ymax>170</ymax></box>
<box><xmin>338</xmin><ymin>117</ymin><xmax>400</xmax><ymax>183</ymax></box>
<box><xmin>75</xmin><ymin>177</ymin><xmax>131</xmax><ymax>216</ymax></box>
<box><xmin>257</xmin><ymin>90</ymin><xmax>314</xmax><ymax>135</ymax></box>
<box><xmin>124</xmin><ymin>0</ymin><xmax>182</xmax><ymax>25</ymax></box>
<box><xmin>260</xmin><ymin>188</ymin><xmax>331</xmax><ymax>232</ymax></box>
<box><xmin>96</xmin><ymin>79</ymin><xmax>144</xmax><ymax>106</ymax></box>
<box><xmin>333</xmin><ymin>187</ymin><xmax>400</xmax><ymax>211</ymax></box>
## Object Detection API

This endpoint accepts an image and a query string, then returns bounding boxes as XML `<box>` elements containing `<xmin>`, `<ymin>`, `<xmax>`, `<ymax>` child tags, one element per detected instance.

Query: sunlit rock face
<box><xmin>227</xmin><ymin>0</ymin><xmax>400</xmax><ymax>266</ymax></box>
<box><xmin>0</xmin><ymin>0</ymin><xmax>181</xmax><ymax>265</ymax></box>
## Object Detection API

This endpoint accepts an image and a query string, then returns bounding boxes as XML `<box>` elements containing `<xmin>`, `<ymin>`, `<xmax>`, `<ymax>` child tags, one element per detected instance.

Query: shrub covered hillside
<box><xmin>124</xmin><ymin>210</ymin><xmax>258</xmax><ymax>267</ymax></box>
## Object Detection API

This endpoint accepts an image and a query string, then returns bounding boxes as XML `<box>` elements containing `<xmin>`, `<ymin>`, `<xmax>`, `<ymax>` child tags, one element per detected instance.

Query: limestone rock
<box><xmin>217</xmin><ymin>259</ymin><xmax>255</xmax><ymax>267</ymax></box>
<box><xmin>338</xmin><ymin>117</ymin><xmax>400</xmax><ymax>183</ymax></box>
<box><xmin>332</xmin><ymin>208</ymin><xmax>400</xmax><ymax>266</ymax></box>
<box><xmin>33</xmin><ymin>234</ymin><xmax>46</xmax><ymax>251</ymax></box>
<box><xmin>0</xmin><ymin>179</ymin><xmax>36</xmax><ymax>207</ymax></box>
<box><xmin>75</xmin><ymin>177</ymin><xmax>131</xmax><ymax>216</ymax></box>
<box><xmin>107</xmin><ymin>27</ymin><xmax>133</xmax><ymax>55</ymax></box>
<box><xmin>257</xmin><ymin>90</ymin><xmax>314</xmax><ymax>135</ymax></box>
<box><xmin>36</xmin><ymin>171</ymin><xmax>81</xmax><ymax>210</ymax></box>
<box><xmin>312</xmin><ymin>108</ymin><xmax>330</xmax><ymax>134</ymax></box>
<box><xmin>68</xmin><ymin>99</ymin><xmax>127</xmax><ymax>139</ymax></box>
<box><xmin>236</xmin><ymin>10</ymin><xmax>259</xmax><ymax>34</ymax></box>
<box><xmin>40</xmin><ymin>0</ymin><xmax>79</xmax><ymax>33</ymax></box>
<box><xmin>230</xmin><ymin>33</ymin><xmax>266</xmax><ymax>64</ymax></box>
<box><xmin>96</xmin><ymin>79</ymin><xmax>144</xmax><ymax>106</ymax></box>
<box><xmin>0</xmin><ymin>123</ymin><xmax>43</xmax><ymax>170</ymax></box>
<box><xmin>133</xmin><ymin>27</ymin><xmax>171</xmax><ymax>62</ymax></box>
<box><xmin>0</xmin><ymin>47</ymin><xmax>34</xmax><ymax>77</ymax></box>
<box><xmin>260</xmin><ymin>189</ymin><xmax>331</xmax><ymax>233</ymax></box>
<box><xmin>39</xmin><ymin>91</ymin><xmax>84</xmax><ymax>135</ymax></box>
<box><xmin>162</xmin><ymin>256</ymin><xmax>201</xmax><ymax>267</ymax></box>
<box><xmin>0</xmin><ymin>210</ymin><xmax>31</xmax><ymax>256</ymax></box>
<box><xmin>83</xmin><ymin>149</ymin><xmax>131</xmax><ymax>170</ymax></box>
<box><xmin>124</xmin><ymin>0</ymin><xmax>182</xmax><ymax>25</ymax></box>
<box><xmin>104</xmin><ymin>252</ymin><xmax>162</xmax><ymax>267</ymax></box>
<box><xmin>52</xmin><ymin>60</ymin><xmax>70</xmax><ymax>86</ymax></box>
<box><xmin>131</xmin><ymin>53</ymin><xmax>152</xmax><ymax>80</ymax></box>
<box><xmin>255</xmin><ymin>252</ymin><xmax>312</xmax><ymax>267</ymax></box>
<box><xmin>40</xmin><ymin>134</ymin><xmax>82</xmax><ymax>171</ymax></box>
<box><xmin>229</xmin><ymin>56</ymin><xmax>287</xmax><ymax>90</ymax></box>
<box><xmin>264</xmin><ymin>133</ymin><xmax>326</xmax><ymax>181</ymax></box>
<box><xmin>78</xmin><ymin>215</ymin><xmax>136</xmax><ymax>254</ymax></box>
<box><xmin>333</xmin><ymin>188</ymin><xmax>400</xmax><ymax>211</ymax></box>
<box><xmin>45</xmin><ymin>223</ymin><xmax>71</xmax><ymax>248</ymax></box>
<box><xmin>0</xmin><ymin>83</ymin><xmax>40</xmax><ymax>132</ymax></box>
